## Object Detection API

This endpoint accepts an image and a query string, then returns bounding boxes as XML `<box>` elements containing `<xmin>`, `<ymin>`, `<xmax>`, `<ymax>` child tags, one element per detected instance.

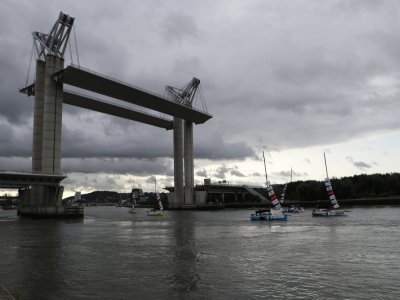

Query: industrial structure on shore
<box><xmin>0</xmin><ymin>12</ymin><xmax>212</xmax><ymax>217</ymax></box>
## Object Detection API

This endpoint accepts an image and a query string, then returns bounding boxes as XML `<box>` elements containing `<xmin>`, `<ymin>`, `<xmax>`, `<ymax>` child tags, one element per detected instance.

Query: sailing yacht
<box><xmin>250</xmin><ymin>185</ymin><xmax>288</xmax><ymax>220</ymax></box>
<box><xmin>147</xmin><ymin>192</ymin><xmax>164</xmax><ymax>216</ymax></box>
<box><xmin>312</xmin><ymin>153</ymin><xmax>346</xmax><ymax>217</ymax></box>
<box><xmin>250</xmin><ymin>152</ymin><xmax>288</xmax><ymax>221</ymax></box>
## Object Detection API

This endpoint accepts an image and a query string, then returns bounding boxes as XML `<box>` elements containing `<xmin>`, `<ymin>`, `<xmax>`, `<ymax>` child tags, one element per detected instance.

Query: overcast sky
<box><xmin>1</xmin><ymin>0</ymin><xmax>400</xmax><ymax>196</ymax></box>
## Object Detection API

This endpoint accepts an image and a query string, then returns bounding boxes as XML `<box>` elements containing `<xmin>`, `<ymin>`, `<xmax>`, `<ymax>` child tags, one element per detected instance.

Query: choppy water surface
<box><xmin>1</xmin><ymin>206</ymin><xmax>400</xmax><ymax>299</ymax></box>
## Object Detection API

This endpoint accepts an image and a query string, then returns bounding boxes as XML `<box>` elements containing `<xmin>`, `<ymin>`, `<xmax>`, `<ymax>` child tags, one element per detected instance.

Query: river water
<box><xmin>1</xmin><ymin>206</ymin><xmax>400</xmax><ymax>299</ymax></box>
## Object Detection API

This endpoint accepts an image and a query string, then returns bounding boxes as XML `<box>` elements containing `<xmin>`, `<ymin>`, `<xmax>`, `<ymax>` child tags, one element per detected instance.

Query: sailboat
<box><xmin>147</xmin><ymin>192</ymin><xmax>164</xmax><ymax>216</ymax></box>
<box><xmin>250</xmin><ymin>152</ymin><xmax>288</xmax><ymax>221</ymax></box>
<box><xmin>281</xmin><ymin>168</ymin><xmax>304</xmax><ymax>213</ymax></box>
<box><xmin>128</xmin><ymin>204</ymin><xmax>137</xmax><ymax>214</ymax></box>
<box><xmin>312</xmin><ymin>153</ymin><xmax>346</xmax><ymax>217</ymax></box>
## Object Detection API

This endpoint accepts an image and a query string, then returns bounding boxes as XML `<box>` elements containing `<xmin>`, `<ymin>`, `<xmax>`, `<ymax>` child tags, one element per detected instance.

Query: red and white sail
<box><xmin>325</xmin><ymin>178</ymin><xmax>339</xmax><ymax>209</ymax></box>
<box><xmin>156</xmin><ymin>193</ymin><xmax>164</xmax><ymax>211</ymax></box>
<box><xmin>267</xmin><ymin>186</ymin><xmax>282</xmax><ymax>210</ymax></box>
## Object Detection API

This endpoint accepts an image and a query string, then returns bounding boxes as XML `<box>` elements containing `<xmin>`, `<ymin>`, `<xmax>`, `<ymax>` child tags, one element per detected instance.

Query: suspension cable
<box><xmin>68</xmin><ymin>38</ymin><xmax>74</xmax><ymax>65</ymax></box>
<box><xmin>73</xmin><ymin>25</ymin><xmax>80</xmax><ymax>67</ymax></box>
<box><xmin>25</xmin><ymin>43</ymin><xmax>35</xmax><ymax>87</ymax></box>
<box><xmin>199</xmin><ymin>85</ymin><xmax>208</xmax><ymax>113</ymax></box>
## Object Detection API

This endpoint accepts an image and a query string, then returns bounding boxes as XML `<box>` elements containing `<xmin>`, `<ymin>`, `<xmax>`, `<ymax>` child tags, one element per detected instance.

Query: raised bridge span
<box><xmin>5</xmin><ymin>12</ymin><xmax>212</xmax><ymax>217</ymax></box>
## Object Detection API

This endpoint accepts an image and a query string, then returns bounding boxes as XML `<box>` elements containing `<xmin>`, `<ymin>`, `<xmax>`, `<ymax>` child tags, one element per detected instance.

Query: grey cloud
<box><xmin>196</xmin><ymin>169</ymin><xmax>208</xmax><ymax>177</ymax></box>
<box><xmin>0</xmin><ymin>157</ymin><xmax>31</xmax><ymax>172</ymax></box>
<box><xmin>213</xmin><ymin>164</ymin><xmax>247</xmax><ymax>179</ymax></box>
<box><xmin>354</xmin><ymin>161</ymin><xmax>372</xmax><ymax>170</ymax></box>
<box><xmin>347</xmin><ymin>156</ymin><xmax>375</xmax><ymax>170</ymax></box>
<box><xmin>2</xmin><ymin>1</ymin><xmax>400</xmax><ymax>181</ymax></box>
<box><xmin>160</xmin><ymin>12</ymin><xmax>199</xmax><ymax>44</ymax></box>
<box><xmin>214</xmin><ymin>165</ymin><xmax>230</xmax><ymax>179</ymax></box>
<box><xmin>61</xmin><ymin>157</ymin><xmax>173</xmax><ymax>176</ymax></box>
<box><xmin>230</xmin><ymin>169</ymin><xmax>245</xmax><ymax>177</ymax></box>
<box><xmin>273</xmin><ymin>170</ymin><xmax>308</xmax><ymax>182</ymax></box>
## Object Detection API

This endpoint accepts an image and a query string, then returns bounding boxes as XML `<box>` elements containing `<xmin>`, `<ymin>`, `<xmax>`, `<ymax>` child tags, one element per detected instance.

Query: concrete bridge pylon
<box><xmin>18</xmin><ymin>12</ymin><xmax>76</xmax><ymax>217</ymax></box>
<box><xmin>17</xmin><ymin>12</ymin><xmax>212</xmax><ymax>216</ymax></box>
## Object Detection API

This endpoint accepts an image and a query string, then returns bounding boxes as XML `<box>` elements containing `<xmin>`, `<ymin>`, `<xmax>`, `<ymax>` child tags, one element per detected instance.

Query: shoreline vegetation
<box><xmin>226</xmin><ymin>197</ymin><xmax>400</xmax><ymax>209</ymax></box>
<box><xmin>55</xmin><ymin>173</ymin><xmax>400</xmax><ymax>209</ymax></box>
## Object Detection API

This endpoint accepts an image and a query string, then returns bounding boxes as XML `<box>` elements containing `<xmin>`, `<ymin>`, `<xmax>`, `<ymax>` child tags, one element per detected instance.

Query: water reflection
<box><xmin>16</xmin><ymin>219</ymin><xmax>66</xmax><ymax>299</ymax></box>
<box><xmin>1</xmin><ymin>207</ymin><xmax>400</xmax><ymax>299</ymax></box>
<box><xmin>167</xmin><ymin>211</ymin><xmax>201</xmax><ymax>296</ymax></box>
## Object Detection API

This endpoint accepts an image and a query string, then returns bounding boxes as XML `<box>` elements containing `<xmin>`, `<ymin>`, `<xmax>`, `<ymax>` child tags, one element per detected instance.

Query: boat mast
<box><xmin>323</xmin><ymin>152</ymin><xmax>329</xmax><ymax>179</ymax></box>
<box><xmin>262</xmin><ymin>151</ymin><xmax>268</xmax><ymax>187</ymax></box>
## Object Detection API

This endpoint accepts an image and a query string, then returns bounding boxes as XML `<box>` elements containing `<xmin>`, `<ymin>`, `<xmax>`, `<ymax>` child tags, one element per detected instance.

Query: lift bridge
<box><xmin>4</xmin><ymin>12</ymin><xmax>212</xmax><ymax>217</ymax></box>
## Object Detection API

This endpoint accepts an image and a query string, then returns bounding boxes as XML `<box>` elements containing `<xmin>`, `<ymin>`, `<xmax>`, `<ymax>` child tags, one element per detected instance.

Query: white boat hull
<box><xmin>312</xmin><ymin>208</ymin><xmax>346</xmax><ymax>217</ymax></box>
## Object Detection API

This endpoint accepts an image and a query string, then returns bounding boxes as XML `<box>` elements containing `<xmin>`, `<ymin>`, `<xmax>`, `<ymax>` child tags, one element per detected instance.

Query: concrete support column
<box><xmin>42</xmin><ymin>55</ymin><xmax>64</xmax><ymax>174</ymax></box>
<box><xmin>173</xmin><ymin>117</ymin><xmax>184</xmax><ymax>205</ymax></box>
<box><xmin>184</xmin><ymin>121</ymin><xmax>194</xmax><ymax>204</ymax></box>
<box><xmin>32</xmin><ymin>60</ymin><xmax>46</xmax><ymax>173</ymax></box>
<box><xmin>31</xmin><ymin>60</ymin><xmax>46</xmax><ymax>206</ymax></box>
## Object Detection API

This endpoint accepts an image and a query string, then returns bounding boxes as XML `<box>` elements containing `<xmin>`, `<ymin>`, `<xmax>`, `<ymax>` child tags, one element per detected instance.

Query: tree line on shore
<box><xmin>277</xmin><ymin>173</ymin><xmax>400</xmax><ymax>202</ymax></box>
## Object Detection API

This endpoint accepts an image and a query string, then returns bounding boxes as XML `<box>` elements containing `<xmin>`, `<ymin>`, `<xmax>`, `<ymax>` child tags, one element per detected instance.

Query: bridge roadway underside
<box><xmin>64</xmin><ymin>90</ymin><xmax>174</xmax><ymax>130</ymax></box>
<box><xmin>0</xmin><ymin>171</ymin><xmax>66</xmax><ymax>188</ymax></box>
<box><xmin>21</xmin><ymin>85</ymin><xmax>174</xmax><ymax>130</ymax></box>
<box><xmin>55</xmin><ymin>65</ymin><xmax>212</xmax><ymax>124</ymax></box>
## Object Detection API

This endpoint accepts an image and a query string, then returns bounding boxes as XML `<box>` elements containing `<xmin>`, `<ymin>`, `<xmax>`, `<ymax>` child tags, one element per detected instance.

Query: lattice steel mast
<box><xmin>32</xmin><ymin>11</ymin><xmax>74</xmax><ymax>60</ymax></box>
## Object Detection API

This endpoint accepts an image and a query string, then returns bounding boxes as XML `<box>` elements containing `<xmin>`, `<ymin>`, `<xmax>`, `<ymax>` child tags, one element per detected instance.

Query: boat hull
<box><xmin>312</xmin><ymin>209</ymin><xmax>346</xmax><ymax>217</ymax></box>
<box><xmin>250</xmin><ymin>214</ymin><xmax>288</xmax><ymax>221</ymax></box>
<box><xmin>146</xmin><ymin>209</ymin><xmax>164</xmax><ymax>216</ymax></box>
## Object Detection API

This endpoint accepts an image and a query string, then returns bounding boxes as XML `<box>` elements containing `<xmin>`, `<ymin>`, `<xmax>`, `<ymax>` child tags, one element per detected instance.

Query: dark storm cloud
<box><xmin>0</xmin><ymin>157</ymin><xmax>30</xmax><ymax>172</ymax></box>
<box><xmin>62</xmin><ymin>157</ymin><xmax>173</xmax><ymax>176</ymax></box>
<box><xmin>0</xmin><ymin>118</ymin><xmax>32</xmax><ymax>156</ymax></box>
<box><xmin>1</xmin><ymin>0</ymin><xmax>400</xmax><ymax>178</ymax></box>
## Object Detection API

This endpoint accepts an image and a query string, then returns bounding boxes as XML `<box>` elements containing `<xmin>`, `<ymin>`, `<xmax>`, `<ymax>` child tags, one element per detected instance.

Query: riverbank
<box><xmin>225</xmin><ymin>197</ymin><xmax>400</xmax><ymax>208</ymax></box>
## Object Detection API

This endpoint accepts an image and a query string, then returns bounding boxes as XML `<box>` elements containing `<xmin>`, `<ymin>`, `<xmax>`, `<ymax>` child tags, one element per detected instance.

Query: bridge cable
<box><xmin>73</xmin><ymin>25</ymin><xmax>80</xmax><ymax>67</ymax></box>
<box><xmin>68</xmin><ymin>38</ymin><xmax>74</xmax><ymax>65</ymax></box>
<box><xmin>25</xmin><ymin>43</ymin><xmax>35</xmax><ymax>87</ymax></box>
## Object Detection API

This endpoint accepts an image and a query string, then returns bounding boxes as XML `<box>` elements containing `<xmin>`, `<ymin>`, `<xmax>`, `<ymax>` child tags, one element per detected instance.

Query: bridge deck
<box><xmin>56</xmin><ymin>65</ymin><xmax>212</xmax><ymax>124</ymax></box>
<box><xmin>0</xmin><ymin>171</ymin><xmax>66</xmax><ymax>188</ymax></box>
<box><xmin>20</xmin><ymin>85</ymin><xmax>174</xmax><ymax>130</ymax></box>
<box><xmin>64</xmin><ymin>90</ymin><xmax>173</xmax><ymax>130</ymax></box>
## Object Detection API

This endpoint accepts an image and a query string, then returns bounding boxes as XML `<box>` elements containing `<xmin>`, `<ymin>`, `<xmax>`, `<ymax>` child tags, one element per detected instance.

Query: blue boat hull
<box><xmin>250</xmin><ymin>214</ymin><xmax>288</xmax><ymax>221</ymax></box>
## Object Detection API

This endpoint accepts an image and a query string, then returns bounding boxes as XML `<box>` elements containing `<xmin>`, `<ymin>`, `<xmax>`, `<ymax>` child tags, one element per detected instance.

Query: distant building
<box><xmin>131</xmin><ymin>188</ymin><xmax>146</xmax><ymax>204</ymax></box>
<box><xmin>75</xmin><ymin>192</ymin><xmax>81</xmax><ymax>201</ymax></box>
<box><xmin>165</xmin><ymin>179</ymin><xmax>270</xmax><ymax>208</ymax></box>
